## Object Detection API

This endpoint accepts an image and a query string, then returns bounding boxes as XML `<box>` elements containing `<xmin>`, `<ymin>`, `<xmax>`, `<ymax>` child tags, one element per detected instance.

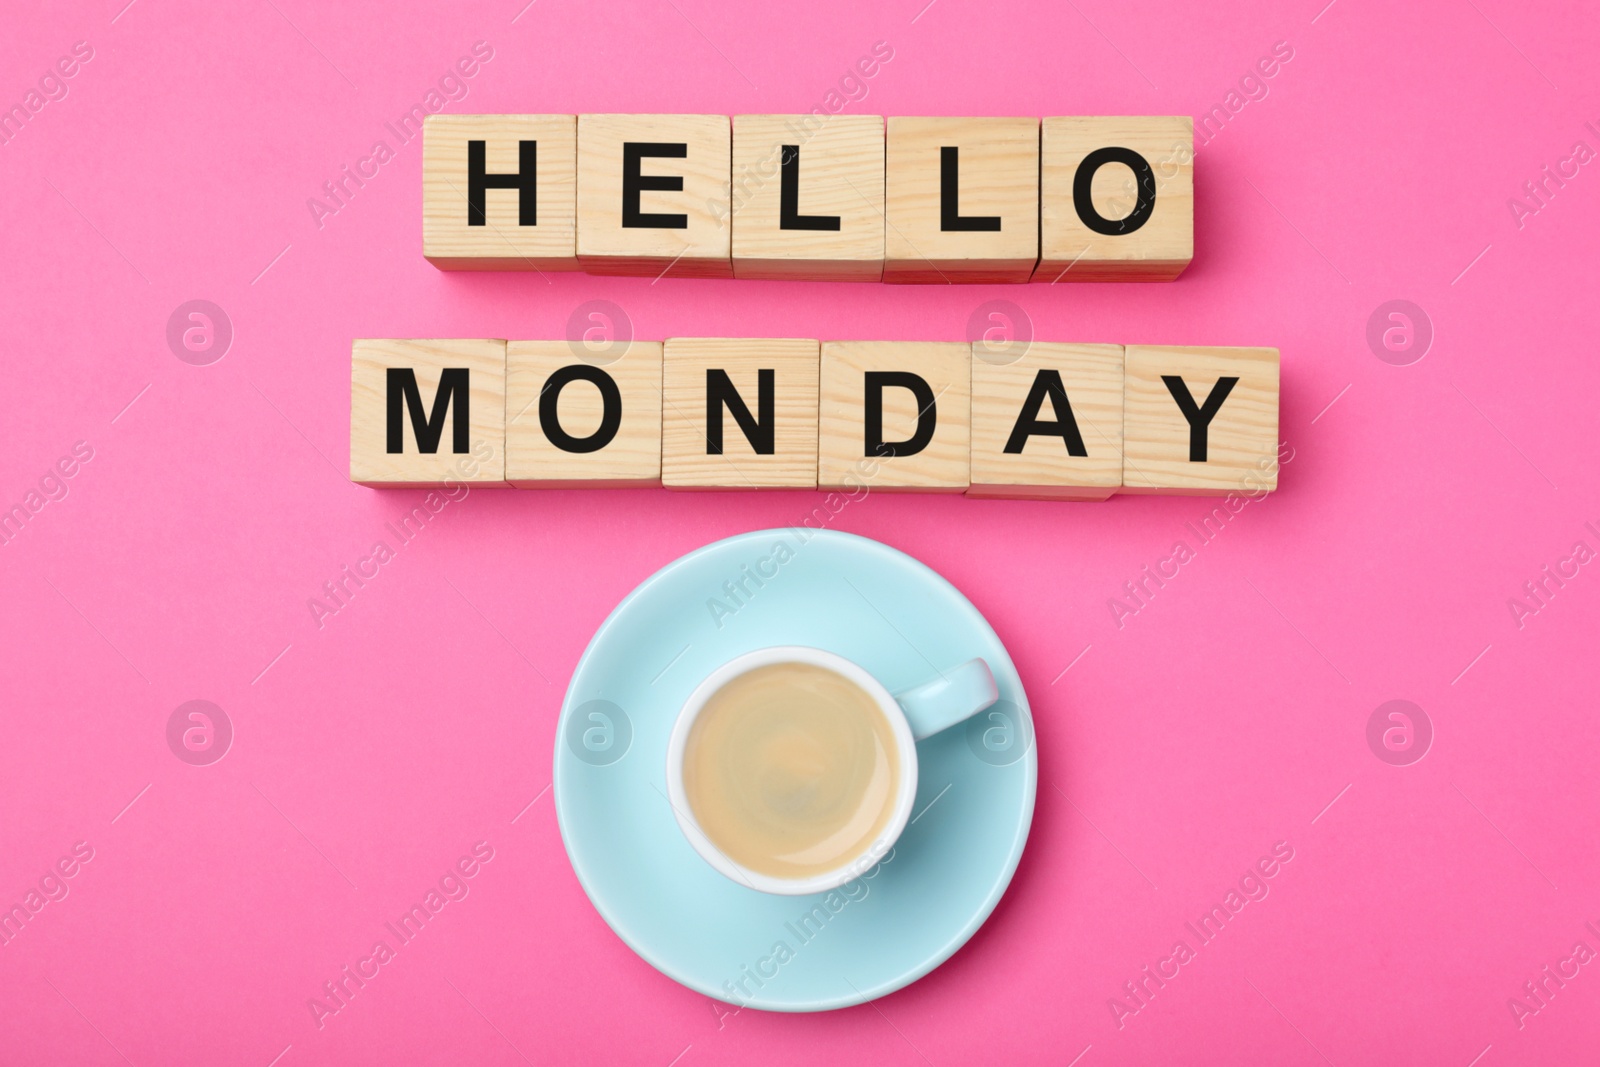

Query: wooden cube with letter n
<box><xmin>423</xmin><ymin>115</ymin><xmax>578</xmax><ymax>271</ymax></box>
<box><xmin>818</xmin><ymin>341</ymin><xmax>969</xmax><ymax>491</ymax></box>
<box><xmin>968</xmin><ymin>343</ymin><xmax>1124</xmax><ymax>500</ymax></box>
<box><xmin>884</xmin><ymin>117</ymin><xmax>1039</xmax><ymax>283</ymax></box>
<box><xmin>1036</xmin><ymin>117</ymin><xmax>1192</xmax><ymax>282</ymax></box>
<box><xmin>577</xmin><ymin>114</ymin><xmax>732</xmax><ymax>279</ymax></box>
<box><xmin>731</xmin><ymin>114</ymin><xmax>885</xmax><ymax>281</ymax></box>
<box><xmin>351</xmin><ymin>339</ymin><xmax>506</xmax><ymax>486</ymax></box>
<box><xmin>1122</xmin><ymin>346</ymin><xmax>1280</xmax><ymax>495</ymax></box>
<box><xmin>505</xmin><ymin>340</ymin><xmax>662</xmax><ymax>488</ymax></box>
<box><xmin>661</xmin><ymin>338</ymin><xmax>818</xmax><ymax>489</ymax></box>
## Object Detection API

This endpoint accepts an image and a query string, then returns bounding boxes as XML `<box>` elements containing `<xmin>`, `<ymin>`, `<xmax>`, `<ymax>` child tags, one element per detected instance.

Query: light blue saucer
<box><xmin>552</xmin><ymin>529</ymin><xmax>1037</xmax><ymax>1011</ymax></box>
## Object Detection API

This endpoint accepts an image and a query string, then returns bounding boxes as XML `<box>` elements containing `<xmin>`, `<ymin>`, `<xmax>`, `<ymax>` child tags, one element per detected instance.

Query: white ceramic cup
<box><xmin>665</xmin><ymin>645</ymin><xmax>999</xmax><ymax>895</ymax></box>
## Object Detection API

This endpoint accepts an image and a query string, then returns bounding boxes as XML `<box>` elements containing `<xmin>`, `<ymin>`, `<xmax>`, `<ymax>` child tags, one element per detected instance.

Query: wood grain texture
<box><xmin>506</xmin><ymin>340</ymin><xmax>662</xmax><ymax>488</ymax></box>
<box><xmin>577</xmin><ymin>114</ymin><xmax>731</xmax><ymax>279</ymax></box>
<box><xmin>968</xmin><ymin>343</ymin><xmax>1123</xmax><ymax>500</ymax></box>
<box><xmin>731</xmin><ymin>114</ymin><xmax>884</xmax><ymax>281</ymax></box>
<box><xmin>884</xmin><ymin>117</ymin><xmax>1039</xmax><ymax>283</ymax></box>
<box><xmin>661</xmin><ymin>338</ymin><xmax>818</xmax><ymax>489</ymax></box>
<box><xmin>351</xmin><ymin>338</ymin><xmax>506</xmax><ymax>487</ymax></box>
<box><xmin>1122</xmin><ymin>345</ymin><xmax>1279</xmax><ymax>495</ymax></box>
<box><xmin>818</xmin><ymin>341</ymin><xmax>969</xmax><ymax>490</ymax></box>
<box><xmin>423</xmin><ymin>114</ymin><xmax>578</xmax><ymax>271</ymax></box>
<box><xmin>1036</xmin><ymin>116</ymin><xmax>1193</xmax><ymax>282</ymax></box>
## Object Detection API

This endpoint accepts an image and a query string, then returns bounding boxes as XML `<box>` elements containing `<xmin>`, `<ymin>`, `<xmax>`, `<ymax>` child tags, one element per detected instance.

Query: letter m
<box><xmin>387</xmin><ymin>368</ymin><xmax>470</xmax><ymax>454</ymax></box>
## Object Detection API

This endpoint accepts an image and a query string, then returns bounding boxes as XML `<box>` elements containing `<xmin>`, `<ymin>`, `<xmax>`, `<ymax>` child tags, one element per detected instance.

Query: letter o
<box><xmin>1073</xmin><ymin>147</ymin><xmax>1157</xmax><ymax>235</ymax></box>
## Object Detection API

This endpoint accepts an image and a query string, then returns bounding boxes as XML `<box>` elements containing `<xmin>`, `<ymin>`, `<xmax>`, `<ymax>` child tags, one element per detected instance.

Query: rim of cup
<box><xmin>664</xmin><ymin>646</ymin><xmax>920</xmax><ymax>896</ymax></box>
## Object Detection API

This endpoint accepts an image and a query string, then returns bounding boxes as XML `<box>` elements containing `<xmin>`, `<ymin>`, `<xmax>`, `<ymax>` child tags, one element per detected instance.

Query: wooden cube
<box><xmin>505</xmin><ymin>340</ymin><xmax>662</xmax><ymax>488</ymax></box>
<box><xmin>731</xmin><ymin>115</ymin><xmax>885</xmax><ymax>281</ymax></box>
<box><xmin>1122</xmin><ymin>346</ymin><xmax>1280</xmax><ymax>495</ymax></box>
<box><xmin>884</xmin><ymin>117</ymin><xmax>1039</xmax><ymax>283</ymax></box>
<box><xmin>577</xmin><ymin>114</ymin><xmax>731</xmax><ymax>279</ymax></box>
<box><xmin>968</xmin><ymin>343</ymin><xmax>1123</xmax><ymax>500</ymax></box>
<box><xmin>661</xmin><ymin>338</ymin><xmax>818</xmax><ymax>488</ymax></box>
<box><xmin>1036</xmin><ymin>117</ymin><xmax>1193</xmax><ymax>282</ymax></box>
<box><xmin>351</xmin><ymin>339</ymin><xmax>506</xmax><ymax>487</ymax></box>
<box><xmin>422</xmin><ymin>115</ymin><xmax>578</xmax><ymax>271</ymax></box>
<box><xmin>818</xmin><ymin>341</ymin><xmax>969</xmax><ymax>491</ymax></box>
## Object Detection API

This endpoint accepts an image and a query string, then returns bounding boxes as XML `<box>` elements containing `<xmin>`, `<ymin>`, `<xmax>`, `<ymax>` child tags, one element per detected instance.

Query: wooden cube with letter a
<box><xmin>350</xmin><ymin>339</ymin><xmax>506</xmax><ymax>487</ymax></box>
<box><xmin>731</xmin><ymin>114</ymin><xmax>885</xmax><ymax>281</ymax></box>
<box><xmin>1122</xmin><ymin>346</ymin><xmax>1279</xmax><ymax>495</ymax></box>
<box><xmin>818</xmin><ymin>341</ymin><xmax>969</xmax><ymax>490</ymax></box>
<box><xmin>661</xmin><ymin>338</ymin><xmax>818</xmax><ymax>489</ymax></box>
<box><xmin>506</xmin><ymin>340</ymin><xmax>662</xmax><ymax>488</ymax></box>
<box><xmin>1036</xmin><ymin>117</ymin><xmax>1192</xmax><ymax>282</ymax></box>
<box><xmin>577</xmin><ymin>114</ymin><xmax>732</xmax><ymax>279</ymax></box>
<box><xmin>423</xmin><ymin>115</ymin><xmax>578</xmax><ymax>271</ymax></box>
<box><xmin>968</xmin><ymin>343</ymin><xmax>1124</xmax><ymax>500</ymax></box>
<box><xmin>884</xmin><ymin>117</ymin><xmax>1039</xmax><ymax>283</ymax></box>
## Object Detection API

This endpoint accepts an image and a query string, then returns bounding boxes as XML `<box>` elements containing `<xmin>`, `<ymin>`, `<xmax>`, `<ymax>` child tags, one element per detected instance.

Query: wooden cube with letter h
<box><xmin>423</xmin><ymin>115</ymin><xmax>578</xmax><ymax>271</ymax></box>
<box><xmin>1036</xmin><ymin>117</ymin><xmax>1193</xmax><ymax>282</ymax></box>
<box><xmin>1121</xmin><ymin>346</ymin><xmax>1280</xmax><ymax>495</ymax></box>
<box><xmin>969</xmin><ymin>343</ymin><xmax>1124</xmax><ymax>500</ymax></box>
<box><xmin>661</xmin><ymin>338</ymin><xmax>819</xmax><ymax>488</ymax></box>
<box><xmin>818</xmin><ymin>341</ymin><xmax>970</xmax><ymax>490</ymax></box>
<box><xmin>884</xmin><ymin>117</ymin><xmax>1039</xmax><ymax>283</ymax></box>
<box><xmin>731</xmin><ymin>114</ymin><xmax>885</xmax><ymax>281</ymax></box>
<box><xmin>506</xmin><ymin>340</ymin><xmax>662</xmax><ymax>487</ymax></box>
<box><xmin>578</xmin><ymin>114</ymin><xmax>732</xmax><ymax>278</ymax></box>
<box><xmin>351</xmin><ymin>339</ymin><xmax>507</xmax><ymax>486</ymax></box>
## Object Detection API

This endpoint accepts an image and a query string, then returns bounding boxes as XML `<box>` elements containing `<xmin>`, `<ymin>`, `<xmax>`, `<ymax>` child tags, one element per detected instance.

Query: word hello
<box><xmin>1108</xmin><ymin>840</ymin><xmax>1295</xmax><ymax>1030</ymax></box>
<box><xmin>348</xmin><ymin>338</ymin><xmax>1281</xmax><ymax>500</ymax></box>
<box><xmin>307</xmin><ymin>841</ymin><xmax>495</xmax><ymax>1029</ymax></box>
<box><xmin>421</xmin><ymin>112</ymin><xmax>1193</xmax><ymax>281</ymax></box>
<box><xmin>1</xmin><ymin>840</ymin><xmax>95</xmax><ymax>948</ymax></box>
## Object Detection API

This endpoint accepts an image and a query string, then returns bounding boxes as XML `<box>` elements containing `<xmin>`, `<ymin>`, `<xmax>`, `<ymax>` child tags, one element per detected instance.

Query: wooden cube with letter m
<box><xmin>350</xmin><ymin>339</ymin><xmax>507</xmax><ymax>486</ymax></box>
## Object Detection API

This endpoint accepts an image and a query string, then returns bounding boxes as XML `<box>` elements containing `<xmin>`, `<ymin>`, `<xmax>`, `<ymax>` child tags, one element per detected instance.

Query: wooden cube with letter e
<box><xmin>661</xmin><ymin>338</ymin><xmax>819</xmax><ymax>489</ymax></box>
<box><xmin>1036</xmin><ymin>117</ymin><xmax>1192</xmax><ymax>282</ymax></box>
<box><xmin>884</xmin><ymin>117</ymin><xmax>1039</xmax><ymax>283</ymax></box>
<box><xmin>1121</xmin><ymin>345</ymin><xmax>1280</xmax><ymax>495</ymax></box>
<box><xmin>506</xmin><ymin>340</ymin><xmax>662</xmax><ymax>488</ymax></box>
<box><xmin>968</xmin><ymin>343</ymin><xmax>1124</xmax><ymax>500</ymax></box>
<box><xmin>577</xmin><ymin>114</ymin><xmax>732</xmax><ymax>279</ymax></box>
<box><xmin>731</xmin><ymin>114</ymin><xmax>885</xmax><ymax>281</ymax></box>
<box><xmin>350</xmin><ymin>339</ymin><xmax>507</xmax><ymax>487</ymax></box>
<box><xmin>423</xmin><ymin>114</ymin><xmax>578</xmax><ymax>271</ymax></box>
<box><xmin>818</xmin><ymin>341</ymin><xmax>969</xmax><ymax>490</ymax></box>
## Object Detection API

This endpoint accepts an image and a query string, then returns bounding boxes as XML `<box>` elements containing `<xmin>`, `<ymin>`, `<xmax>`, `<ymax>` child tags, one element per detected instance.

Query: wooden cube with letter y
<box><xmin>818</xmin><ymin>341</ymin><xmax>970</xmax><ymax>491</ymax></box>
<box><xmin>1121</xmin><ymin>345</ymin><xmax>1280</xmax><ymax>495</ymax></box>
<box><xmin>968</xmin><ymin>343</ymin><xmax>1124</xmax><ymax>500</ymax></box>
<box><xmin>423</xmin><ymin>114</ymin><xmax>578</xmax><ymax>271</ymax></box>
<box><xmin>661</xmin><ymin>338</ymin><xmax>819</xmax><ymax>489</ymax></box>
<box><xmin>506</xmin><ymin>340</ymin><xmax>662</xmax><ymax>488</ymax></box>
<box><xmin>731</xmin><ymin>114</ymin><xmax>885</xmax><ymax>281</ymax></box>
<box><xmin>350</xmin><ymin>339</ymin><xmax>507</xmax><ymax>487</ymax></box>
<box><xmin>577</xmin><ymin>114</ymin><xmax>732</xmax><ymax>279</ymax></box>
<box><xmin>884</xmin><ymin>117</ymin><xmax>1039</xmax><ymax>283</ymax></box>
<box><xmin>1036</xmin><ymin>117</ymin><xmax>1192</xmax><ymax>282</ymax></box>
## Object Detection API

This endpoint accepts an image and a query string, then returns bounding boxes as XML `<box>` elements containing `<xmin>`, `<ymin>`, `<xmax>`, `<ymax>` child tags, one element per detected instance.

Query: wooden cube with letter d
<box><xmin>350</xmin><ymin>338</ymin><xmax>507</xmax><ymax>487</ymax></box>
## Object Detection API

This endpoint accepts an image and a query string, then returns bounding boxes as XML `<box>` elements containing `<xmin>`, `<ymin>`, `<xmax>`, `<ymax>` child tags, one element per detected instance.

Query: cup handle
<box><xmin>893</xmin><ymin>658</ymin><xmax>1000</xmax><ymax>741</ymax></box>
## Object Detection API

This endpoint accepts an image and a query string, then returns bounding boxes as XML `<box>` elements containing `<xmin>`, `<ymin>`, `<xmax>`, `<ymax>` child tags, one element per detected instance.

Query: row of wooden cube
<box><xmin>422</xmin><ymin>115</ymin><xmax>1193</xmax><ymax>282</ymax></box>
<box><xmin>351</xmin><ymin>339</ymin><xmax>1278</xmax><ymax>498</ymax></box>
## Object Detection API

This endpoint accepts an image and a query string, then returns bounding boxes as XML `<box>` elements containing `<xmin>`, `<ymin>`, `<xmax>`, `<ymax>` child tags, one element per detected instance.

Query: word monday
<box><xmin>349</xmin><ymin>338</ymin><xmax>1280</xmax><ymax>500</ymax></box>
<box><xmin>420</xmin><ymin>114</ymin><xmax>1194</xmax><ymax>282</ymax></box>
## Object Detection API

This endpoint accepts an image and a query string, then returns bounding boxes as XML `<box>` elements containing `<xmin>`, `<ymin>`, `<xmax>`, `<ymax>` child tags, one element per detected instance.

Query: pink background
<box><xmin>3</xmin><ymin>0</ymin><xmax>1598</xmax><ymax>1063</ymax></box>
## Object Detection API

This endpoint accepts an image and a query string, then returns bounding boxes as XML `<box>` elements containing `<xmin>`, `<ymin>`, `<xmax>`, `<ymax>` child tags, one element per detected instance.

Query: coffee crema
<box><xmin>682</xmin><ymin>662</ymin><xmax>900</xmax><ymax>880</ymax></box>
